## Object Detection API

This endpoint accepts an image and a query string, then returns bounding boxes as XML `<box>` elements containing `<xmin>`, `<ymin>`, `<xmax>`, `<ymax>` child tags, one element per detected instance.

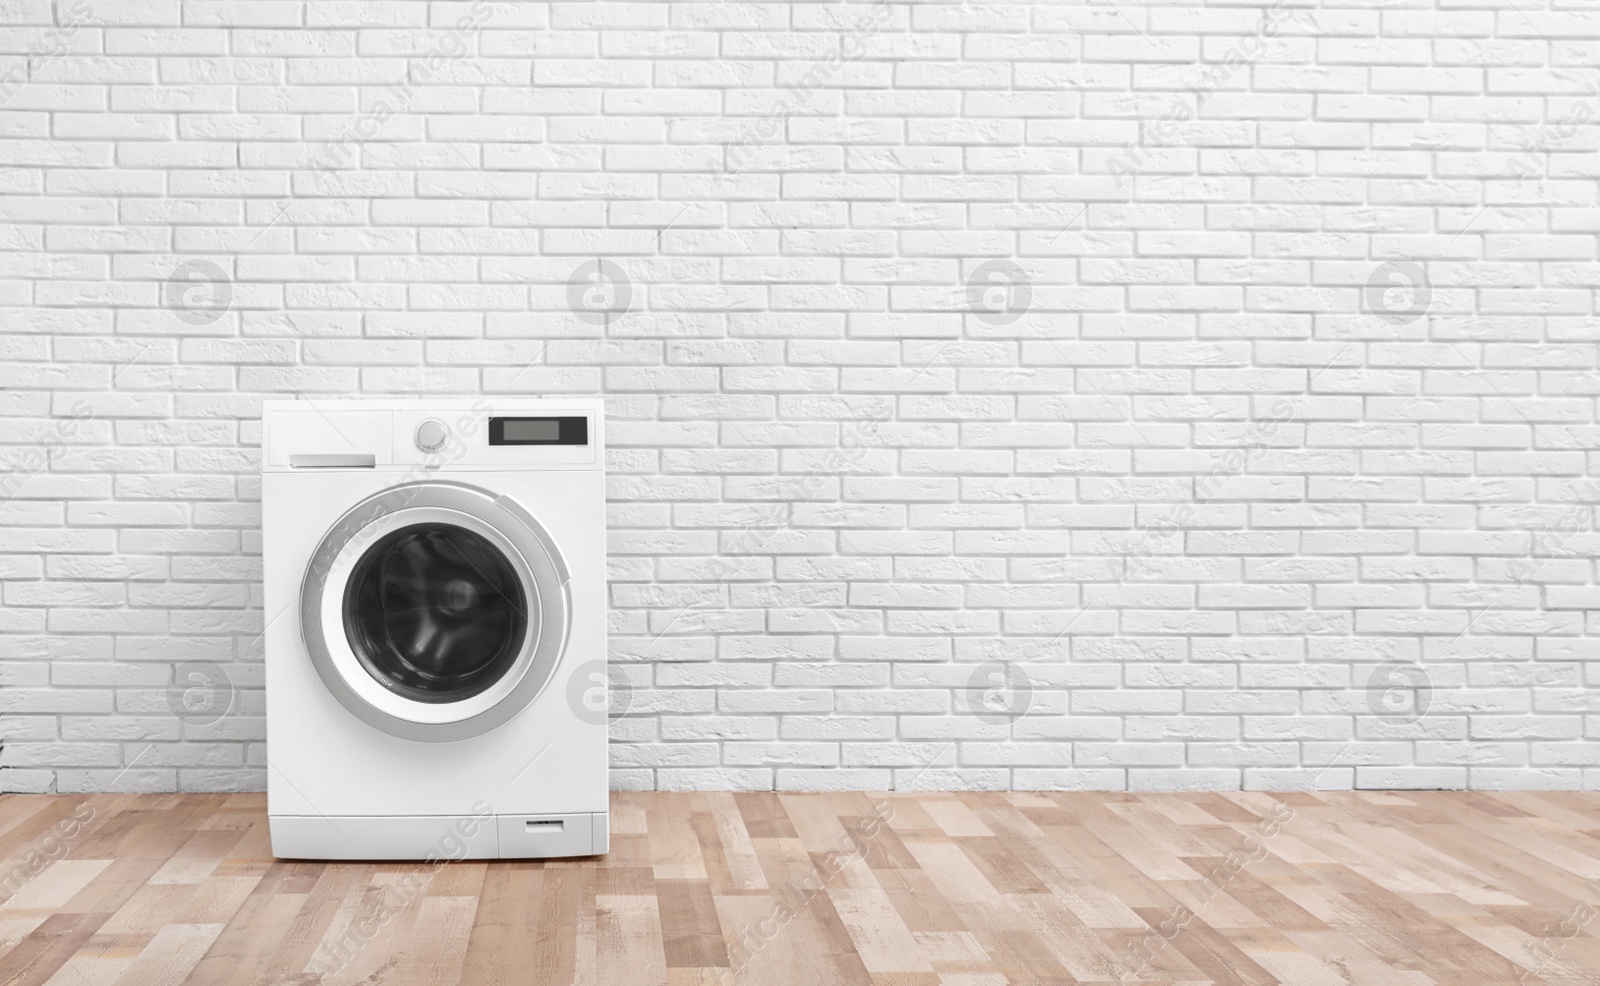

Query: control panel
<box><xmin>264</xmin><ymin>400</ymin><xmax>601</xmax><ymax>471</ymax></box>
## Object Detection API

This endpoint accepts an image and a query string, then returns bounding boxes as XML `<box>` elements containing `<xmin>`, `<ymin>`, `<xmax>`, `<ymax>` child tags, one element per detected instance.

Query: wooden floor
<box><xmin>0</xmin><ymin>792</ymin><xmax>1597</xmax><ymax>984</ymax></box>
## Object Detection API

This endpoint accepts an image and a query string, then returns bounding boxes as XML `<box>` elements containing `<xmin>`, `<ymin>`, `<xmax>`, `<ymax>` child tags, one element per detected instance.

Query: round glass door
<box><xmin>301</xmin><ymin>482</ymin><xmax>569</xmax><ymax>742</ymax></box>
<box><xmin>344</xmin><ymin>523</ymin><xmax>531</xmax><ymax>703</ymax></box>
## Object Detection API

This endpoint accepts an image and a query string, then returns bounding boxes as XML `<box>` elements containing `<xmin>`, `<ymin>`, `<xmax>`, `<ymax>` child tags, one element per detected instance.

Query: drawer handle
<box><xmin>526</xmin><ymin>820</ymin><xmax>565</xmax><ymax>832</ymax></box>
<box><xmin>290</xmin><ymin>454</ymin><xmax>376</xmax><ymax>469</ymax></box>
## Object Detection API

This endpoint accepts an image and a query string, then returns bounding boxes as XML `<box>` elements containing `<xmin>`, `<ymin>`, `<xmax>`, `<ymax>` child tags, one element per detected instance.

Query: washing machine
<box><xmin>262</xmin><ymin>398</ymin><xmax>608</xmax><ymax>860</ymax></box>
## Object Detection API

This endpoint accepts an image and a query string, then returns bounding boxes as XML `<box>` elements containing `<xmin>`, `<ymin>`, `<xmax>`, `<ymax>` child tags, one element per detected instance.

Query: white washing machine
<box><xmin>262</xmin><ymin>398</ymin><xmax>608</xmax><ymax>860</ymax></box>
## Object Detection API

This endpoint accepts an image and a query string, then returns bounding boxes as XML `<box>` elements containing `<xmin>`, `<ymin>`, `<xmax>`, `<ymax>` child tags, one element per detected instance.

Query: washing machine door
<box><xmin>300</xmin><ymin>481</ymin><xmax>569</xmax><ymax>742</ymax></box>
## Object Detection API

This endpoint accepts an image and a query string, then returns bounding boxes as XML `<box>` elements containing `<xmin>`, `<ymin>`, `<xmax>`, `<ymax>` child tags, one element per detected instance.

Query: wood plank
<box><xmin>456</xmin><ymin>862</ymin><xmax>546</xmax><ymax>985</ymax></box>
<box><xmin>111</xmin><ymin>922</ymin><xmax>225</xmax><ymax>986</ymax></box>
<box><xmin>0</xmin><ymin>911</ymin><xmax>113</xmax><ymax>986</ymax></box>
<box><xmin>656</xmin><ymin>879</ymin><xmax>728</xmax><ymax>969</ymax></box>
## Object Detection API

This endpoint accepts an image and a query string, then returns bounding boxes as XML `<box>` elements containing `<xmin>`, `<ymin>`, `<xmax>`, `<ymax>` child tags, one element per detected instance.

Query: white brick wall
<box><xmin>1</xmin><ymin>0</ymin><xmax>1597</xmax><ymax>794</ymax></box>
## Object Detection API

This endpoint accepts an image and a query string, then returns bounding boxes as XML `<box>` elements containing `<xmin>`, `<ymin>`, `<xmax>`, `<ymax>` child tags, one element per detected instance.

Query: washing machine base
<box><xmin>270</xmin><ymin>812</ymin><xmax>608</xmax><ymax>860</ymax></box>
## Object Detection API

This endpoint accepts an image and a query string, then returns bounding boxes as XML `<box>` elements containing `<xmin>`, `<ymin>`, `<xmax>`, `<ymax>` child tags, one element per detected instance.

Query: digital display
<box><xmin>489</xmin><ymin>416</ymin><xmax>588</xmax><ymax>446</ymax></box>
<box><xmin>505</xmin><ymin>420</ymin><xmax>560</xmax><ymax>442</ymax></box>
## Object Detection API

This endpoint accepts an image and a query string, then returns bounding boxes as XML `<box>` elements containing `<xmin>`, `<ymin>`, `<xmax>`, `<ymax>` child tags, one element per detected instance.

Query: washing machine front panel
<box><xmin>301</xmin><ymin>481</ymin><xmax>570</xmax><ymax>742</ymax></box>
<box><xmin>265</xmin><ymin>399</ymin><xmax>607</xmax><ymax>852</ymax></box>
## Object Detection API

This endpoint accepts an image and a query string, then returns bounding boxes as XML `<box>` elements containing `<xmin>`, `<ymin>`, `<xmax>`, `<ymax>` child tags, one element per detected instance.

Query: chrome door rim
<box><xmin>301</xmin><ymin>481</ymin><xmax>570</xmax><ymax>742</ymax></box>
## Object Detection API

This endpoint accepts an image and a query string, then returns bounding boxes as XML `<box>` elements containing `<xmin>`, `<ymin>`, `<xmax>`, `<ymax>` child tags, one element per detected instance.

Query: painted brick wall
<box><xmin>2</xmin><ymin>0</ymin><xmax>1598</xmax><ymax>794</ymax></box>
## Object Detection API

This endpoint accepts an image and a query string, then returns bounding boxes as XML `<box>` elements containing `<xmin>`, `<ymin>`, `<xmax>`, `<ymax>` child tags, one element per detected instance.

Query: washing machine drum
<box><xmin>301</xmin><ymin>482</ymin><xmax>570</xmax><ymax>741</ymax></box>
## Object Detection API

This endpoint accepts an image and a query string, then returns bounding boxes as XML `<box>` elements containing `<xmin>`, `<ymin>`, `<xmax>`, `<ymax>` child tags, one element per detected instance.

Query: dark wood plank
<box><xmin>655</xmin><ymin>878</ymin><xmax>728</xmax><ymax>969</ymax></box>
